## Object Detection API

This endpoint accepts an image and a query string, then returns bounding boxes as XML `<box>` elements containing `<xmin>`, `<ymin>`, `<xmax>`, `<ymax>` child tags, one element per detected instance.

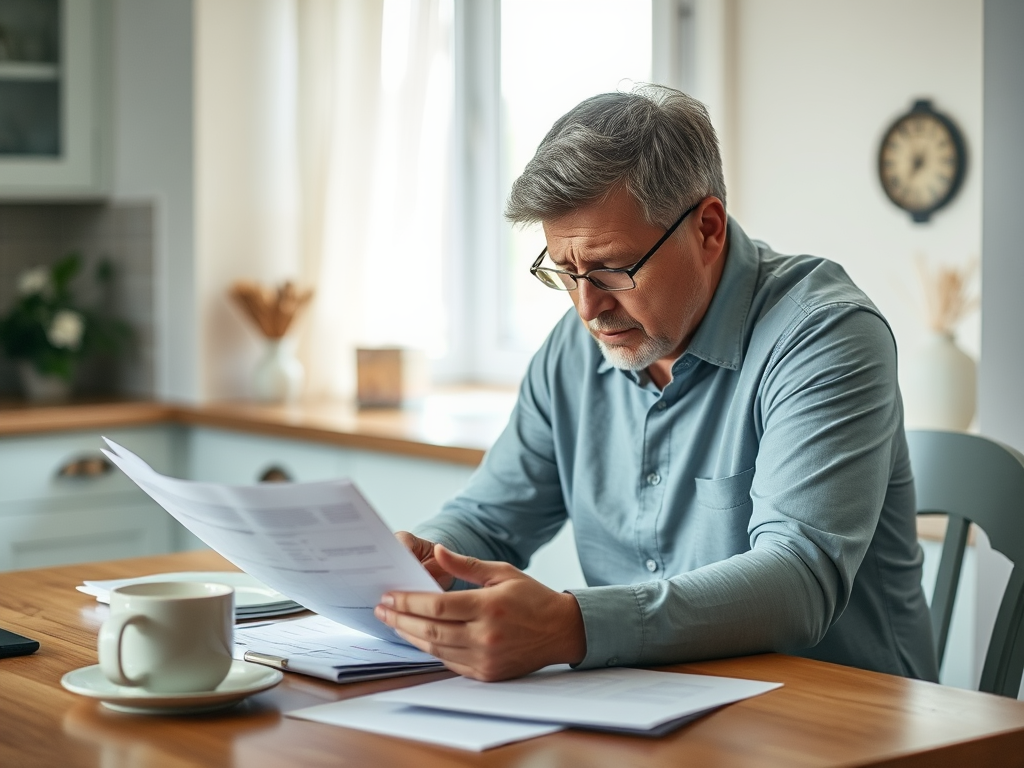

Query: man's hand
<box><xmin>375</xmin><ymin>543</ymin><xmax>587</xmax><ymax>681</ymax></box>
<box><xmin>394</xmin><ymin>531</ymin><xmax>455</xmax><ymax>590</ymax></box>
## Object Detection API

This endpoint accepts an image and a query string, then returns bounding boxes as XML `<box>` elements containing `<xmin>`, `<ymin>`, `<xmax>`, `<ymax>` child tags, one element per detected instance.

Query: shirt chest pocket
<box><xmin>692</xmin><ymin>467</ymin><xmax>755</xmax><ymax>559</ymax></box>
<box><xmin>694</xmin><ymin>466</ymin><xmax>756</xmax><ymax>510</ymax></box>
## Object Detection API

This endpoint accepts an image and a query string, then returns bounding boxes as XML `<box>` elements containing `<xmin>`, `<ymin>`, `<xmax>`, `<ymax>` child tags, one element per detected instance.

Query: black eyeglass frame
<box><xmin>529</xmin><ymin>199</ymin><xmax>703</xmax><ymax>292</ymax></box>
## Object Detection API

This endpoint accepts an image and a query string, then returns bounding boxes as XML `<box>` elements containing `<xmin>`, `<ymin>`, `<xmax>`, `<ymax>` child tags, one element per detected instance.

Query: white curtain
<box><xmin>295</xmin><ymin>0</ymin><xmax>453</xmax><ymax>399</ymax></box>
<box><xmin>196</xmin><ymin>0</ymin><xmax>453</xmax><ymax>401</ymax></box>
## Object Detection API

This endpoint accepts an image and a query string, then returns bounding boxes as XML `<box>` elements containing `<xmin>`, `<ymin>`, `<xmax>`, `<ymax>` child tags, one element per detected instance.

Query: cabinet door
<box><xmin>0</xmin><ymin>0</ymin><xmax>110</xmax><ymax>198</ymax></box>
<box><xmin>0</xmin><ymin>496</ymin><xmax>174</xmax><ymax>571</ymax></box>
<box><xmin>0</xmin><ymin>425</ymin><xmax>182</xmax><ymax>571</ymax></box>
<box><xmin>0</xmin><ymin>425</ymin><xmax>177</xmax><ymax>505</ymax></box>
<box><xmin>186</xmin><ymin>427</ymin><xmax>346</xmax><ymax>484</ymax></box>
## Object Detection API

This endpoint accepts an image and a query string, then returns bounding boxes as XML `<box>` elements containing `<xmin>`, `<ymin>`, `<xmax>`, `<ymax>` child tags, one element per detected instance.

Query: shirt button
<box><xmin>606</xmin><ymin>657</ymin><xmax>619</xmax><ymax>666</ymax></box>
<box><xmin>646</xmin><ymin>472</ymin><xmax>661</xmax><ymax>486</ymax></box>
<box><xmin>656</xmin><ymin>401</ymin><xmax>667</xmax><ymax>411</ymax></box>
<box><xmin>646</xmin><ymin>559</ymin><xmax>658</xmax><ymax>572</ymax></box>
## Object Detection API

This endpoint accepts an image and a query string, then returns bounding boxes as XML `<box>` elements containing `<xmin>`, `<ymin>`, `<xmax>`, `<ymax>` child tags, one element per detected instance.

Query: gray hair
<box><xmin>505</xmin><ymin>84</ymin><xmax>726</xmax><ymax>229</ymax></box>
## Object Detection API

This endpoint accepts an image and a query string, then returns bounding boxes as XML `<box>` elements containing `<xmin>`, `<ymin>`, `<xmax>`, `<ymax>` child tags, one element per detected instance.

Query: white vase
<box><xmin>252</xmin><ymin>337</ymin><xmax>304</xmax><ymax>403</ymax></box>
<box><xmin>17</xmin><ymin>362</ymin><xmax>72</xmax><ymax>403</ymax></box>
<box><xmin>902</xmin><ymin>331</ymin><xmax>977</xmax><ymax>430</ymax></box>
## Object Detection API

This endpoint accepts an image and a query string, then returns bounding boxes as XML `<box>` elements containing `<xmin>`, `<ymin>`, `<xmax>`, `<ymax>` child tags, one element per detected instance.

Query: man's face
<box><xmin>541</xmin><ymin>187</ymin><xmax>723</xmax><ymax>377</ymax></box>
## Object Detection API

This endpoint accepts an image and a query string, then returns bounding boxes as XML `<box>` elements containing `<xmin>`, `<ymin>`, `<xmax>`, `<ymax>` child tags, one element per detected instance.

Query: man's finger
<box><xmin>380</xmin><ymin>589</ymin><xmax>478</xmax><ymax>621</ymax></box>
<box><xmin>395</xmin><ymin>531</ymin><xmax>432</xmax><ymax>560</ymax></box>
<box><xmin>375</xmin><ymin>607</ymin><xmax>470</xmax><ymax>650</ymax></box>
<box><xmin>432</xmin><ymin>544</ymin><xmax>514</xmax><ymax>587</ymax></box>
<box><xmin>390</xmin><ymin>628</ymin><xmax>481</xmax><ymax>674</ymax></box>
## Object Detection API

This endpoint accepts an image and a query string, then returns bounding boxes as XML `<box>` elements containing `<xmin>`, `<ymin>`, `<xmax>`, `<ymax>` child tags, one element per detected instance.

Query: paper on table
<box><xmin>101</xmin><ymin>438</ymin><xmax>441</xmax><ymax>642</ymax></box>
<box><xmin>376</xmin><ymin>665</ymin><xmax>783</xmax><ymax>732</ymax></box>
<box><xmin>233</xmin><ymin>615</ymin><xmax>443</xmax><ymax>682</ymax></box>
<box><xmin>288</xmin><ymin>695</ymin><xmax>563</xmax><ymax>751</ymax></box>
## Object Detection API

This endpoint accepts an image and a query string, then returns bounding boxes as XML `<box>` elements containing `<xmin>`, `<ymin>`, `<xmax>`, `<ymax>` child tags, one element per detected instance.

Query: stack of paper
<box><xmin>77</xmin><ymin>572</ymin><xmax>305</xmax><ymax>620</ymax></box>
<box><xmin>289</xmin><ymin>665</ymin><xmax>782</xmax><ymax>751</ymax></box>
<box><xmin>233</xmin><ymin>615</ymin><xmax>443</xmax><ymax>683</ymax></box>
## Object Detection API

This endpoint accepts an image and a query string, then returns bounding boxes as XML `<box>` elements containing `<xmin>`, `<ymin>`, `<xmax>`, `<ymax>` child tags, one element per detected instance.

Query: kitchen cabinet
<box><xmin>0</xmin><ymin>425</ymin><xmax>182</xmax><ymax>571</ymax></box>
<box><xmin>0</xmin><ymin>0</ymin><xmax>111</xmax><ymax>199</ymax></box>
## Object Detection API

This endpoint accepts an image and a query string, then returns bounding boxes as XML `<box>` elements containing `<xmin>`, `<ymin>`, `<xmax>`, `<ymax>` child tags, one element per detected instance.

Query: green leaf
<box><xmin>50</xmin><ymin>253</ymin><xmax>82</xmax><ymax>302</ymax></box>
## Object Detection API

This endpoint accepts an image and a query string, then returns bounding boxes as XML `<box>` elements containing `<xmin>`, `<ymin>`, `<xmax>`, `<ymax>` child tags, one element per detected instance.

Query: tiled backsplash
<box><xmin>0</xmin><ymin>203</ymin><xmax>155</xmax><ymax>397</ymax></box>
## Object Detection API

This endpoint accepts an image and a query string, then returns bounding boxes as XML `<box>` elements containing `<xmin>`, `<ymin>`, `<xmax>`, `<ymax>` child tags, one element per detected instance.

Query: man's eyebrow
<box><xmin>549</xmin><ymin>248</ymin><xmax>637</xmax><ymax>271</ymax></box>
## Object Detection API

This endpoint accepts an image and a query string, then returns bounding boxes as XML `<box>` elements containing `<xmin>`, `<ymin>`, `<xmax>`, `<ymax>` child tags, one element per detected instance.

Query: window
<box><xmin>354</xmin><ymin>1</ymin><xmax>681</xmax><ymax>386</ymax></box>
<box><xmin>499</xmin><ymin>1</ymin><xmax>653</xmax><ymax>356</ymax></box>
<box><xmin>441</xmin><ymin>0</ymin><xmax>658</xmax><ymax>385</ymax></box>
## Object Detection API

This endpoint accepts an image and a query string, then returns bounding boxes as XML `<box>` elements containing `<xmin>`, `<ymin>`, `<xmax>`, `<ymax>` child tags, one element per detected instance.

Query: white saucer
<box><xmin>61</xmin><ymin>660</ymin><xmax>283</xmax><ymax>714</ymax></box>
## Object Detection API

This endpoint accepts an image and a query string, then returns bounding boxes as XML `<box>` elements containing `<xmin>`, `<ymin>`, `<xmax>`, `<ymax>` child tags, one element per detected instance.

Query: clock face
<box><xmin>878</xmin><ymin>101</ymin><xmax>966</xmax><ymax>223</ymax></box>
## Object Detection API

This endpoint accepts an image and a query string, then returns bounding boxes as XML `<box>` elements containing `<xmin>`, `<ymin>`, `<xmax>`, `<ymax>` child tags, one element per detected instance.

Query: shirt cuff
<box><xmin>567</xmin><ymin>584</ymin><xmax>647</xmax><ymax>669</ymax></box>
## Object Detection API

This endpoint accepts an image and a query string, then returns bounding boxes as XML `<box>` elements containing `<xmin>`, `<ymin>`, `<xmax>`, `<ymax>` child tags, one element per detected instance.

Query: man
<box><xmin>373</xmin><ymin>85</ymin><xmax>938</xmax><ymax>684</ymax></box>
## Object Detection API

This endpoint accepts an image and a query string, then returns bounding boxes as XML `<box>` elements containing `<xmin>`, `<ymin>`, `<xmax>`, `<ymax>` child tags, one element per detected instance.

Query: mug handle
<box><xmin>98</xmin><ymin>613</ymin><xmax>147</xmax><ymax>687</ymax></box>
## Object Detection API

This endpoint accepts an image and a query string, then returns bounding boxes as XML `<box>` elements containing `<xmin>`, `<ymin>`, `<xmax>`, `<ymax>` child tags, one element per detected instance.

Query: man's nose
<box><xmin>574</xmin><ymin>279</ymin><xmax>616</xmax><ymax>322</ymax></box>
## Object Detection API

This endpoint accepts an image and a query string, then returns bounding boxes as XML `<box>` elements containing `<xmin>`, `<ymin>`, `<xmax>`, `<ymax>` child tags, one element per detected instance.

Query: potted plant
<box><xmin>0</xmin><ymin>253</ymin><xmax>131</xmax><ymax>402</ymax></box>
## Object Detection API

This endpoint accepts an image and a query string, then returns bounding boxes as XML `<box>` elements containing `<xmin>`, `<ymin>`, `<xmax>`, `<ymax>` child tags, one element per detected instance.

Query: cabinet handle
<box><xmin>57</xmin><ymin>453</ymin><xmax>114</xmax><ymax>478</ymax></box>
<box><xmin>259</xmin><ymin>465</ymin><xmax>292</xmax><ymax>483</ymax></box>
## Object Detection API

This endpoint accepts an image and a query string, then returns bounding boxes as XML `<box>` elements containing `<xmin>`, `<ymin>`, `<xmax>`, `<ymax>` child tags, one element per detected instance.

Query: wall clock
<box><xmin>877</xmin><ymin>99</ymin><xmax>966</xmax><ymax>223</ymax></box>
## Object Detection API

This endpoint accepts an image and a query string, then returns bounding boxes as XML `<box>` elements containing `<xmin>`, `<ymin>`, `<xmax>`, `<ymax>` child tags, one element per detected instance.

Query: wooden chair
<box><xmin>907</xmin><ymin>429</ymin><xmax>1024</xmax><ymax>697</ymax></box>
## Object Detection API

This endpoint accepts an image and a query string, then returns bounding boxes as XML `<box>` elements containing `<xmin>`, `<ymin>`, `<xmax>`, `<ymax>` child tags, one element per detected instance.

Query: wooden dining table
<box><xmin>3</xmin><ymin>549</ymin><xmax>1024</xmax><ymax>768</ymax></box>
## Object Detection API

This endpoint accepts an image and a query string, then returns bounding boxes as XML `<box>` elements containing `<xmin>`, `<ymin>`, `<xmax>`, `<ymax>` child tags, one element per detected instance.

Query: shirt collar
<box><xmin>594</xmin><ymin>216</ymin><xmax>759</xmax><ymax>378</ymax></box>
<box><xmin>683</xmin><ymin>217</ymin><xmax>758</xmax><ymax>371</ymax></box>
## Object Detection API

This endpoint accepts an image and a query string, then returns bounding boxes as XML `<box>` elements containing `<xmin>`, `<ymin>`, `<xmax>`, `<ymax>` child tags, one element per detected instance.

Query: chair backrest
<box><xmin>907</xmin><ymin>429</ymin><xmax>1024</xmax><ymax>697</ymax></box>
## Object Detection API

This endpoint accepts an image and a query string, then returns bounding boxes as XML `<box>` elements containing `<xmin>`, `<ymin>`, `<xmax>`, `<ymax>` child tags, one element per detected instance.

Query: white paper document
<box><xmin>376</xmin><ymin>665</ymin><xmax>782</xmax><ymax>733</ymax></box>
<box><xmin>289</xmin><ymin>695</ymin><xmax>563</xmax><ymax>751</ymax></box>
<box><xmin>234</xmin><ymin>615</ymin><xmax>443</xmax><ymax>682</ymax></box>
<box><xmin>101</xmin><ymin>438</ymin><xmax>441</xmax><ymax>643</ymax></box>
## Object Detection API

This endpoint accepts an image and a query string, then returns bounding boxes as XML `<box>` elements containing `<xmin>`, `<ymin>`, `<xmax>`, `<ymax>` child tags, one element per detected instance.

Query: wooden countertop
<box><xmin>0</xmin><ymin>393</ymin><xmax>517</xmax><ymax>466</ymax></box>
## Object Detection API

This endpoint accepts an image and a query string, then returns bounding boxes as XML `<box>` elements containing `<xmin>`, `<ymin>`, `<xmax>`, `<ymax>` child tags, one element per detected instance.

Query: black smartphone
<box><xmin>0</xmin><ymin>627</ymin><xmax>39</xmax><ymax>658</ymax></box>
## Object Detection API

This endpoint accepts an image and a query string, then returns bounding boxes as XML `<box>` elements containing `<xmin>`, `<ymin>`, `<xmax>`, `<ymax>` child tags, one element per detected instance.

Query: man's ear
<box><xmin>695</xmin><ymin>197</ymin><xmax>728</xmax><ymax>267</ymax></box>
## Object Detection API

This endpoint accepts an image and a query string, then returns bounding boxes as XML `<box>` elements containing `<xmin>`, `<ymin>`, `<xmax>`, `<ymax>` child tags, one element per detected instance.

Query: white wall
<box><xmin>727</xmin><ymin>0</ymin><xmax>983</xmax><ymax>391</ymax></box>
<box><xmin>111</xmin><ymin>0</ymin><xmax>197</xmax><ymax>402</ymax></box>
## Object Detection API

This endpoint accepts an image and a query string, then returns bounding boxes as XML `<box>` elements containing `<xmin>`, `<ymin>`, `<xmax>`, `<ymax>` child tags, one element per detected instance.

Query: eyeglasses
<box><xmin>529</xmin><ymin>199</ymin><xmax>701</xmax><ymax>292</ymax></box>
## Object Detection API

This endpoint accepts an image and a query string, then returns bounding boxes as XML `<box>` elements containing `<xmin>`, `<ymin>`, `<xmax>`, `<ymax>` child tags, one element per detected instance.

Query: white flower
<box><xmin>47</xmin><ymin>310</ymin><xmax>84</xmax><ymax>350</ymax></box>
<box><xmin>17</xmin><ymin>267</ymin><xmax>50</xmax><ymax>296</ymax></box>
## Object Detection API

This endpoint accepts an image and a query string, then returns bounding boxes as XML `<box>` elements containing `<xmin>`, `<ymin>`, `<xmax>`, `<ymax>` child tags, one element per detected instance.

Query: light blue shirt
<box><xmin>417</xmin><ymin>219</ymin><xmax>938</xmax><ymax>681</ymax></box>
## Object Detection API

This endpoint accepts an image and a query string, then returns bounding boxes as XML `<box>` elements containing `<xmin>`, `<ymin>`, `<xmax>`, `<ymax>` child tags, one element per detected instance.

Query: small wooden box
<box><xmin>355</xmin><ymin>348</ymin><xmax>428</xmax><ymax>408</ymax></box>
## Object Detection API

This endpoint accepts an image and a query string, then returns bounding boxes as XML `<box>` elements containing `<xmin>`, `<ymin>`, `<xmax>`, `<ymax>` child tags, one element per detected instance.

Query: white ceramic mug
<box><xmin>98</xmin><ymin>581</ymin><xmax>234</xmax><ymax>693</ymax></box>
